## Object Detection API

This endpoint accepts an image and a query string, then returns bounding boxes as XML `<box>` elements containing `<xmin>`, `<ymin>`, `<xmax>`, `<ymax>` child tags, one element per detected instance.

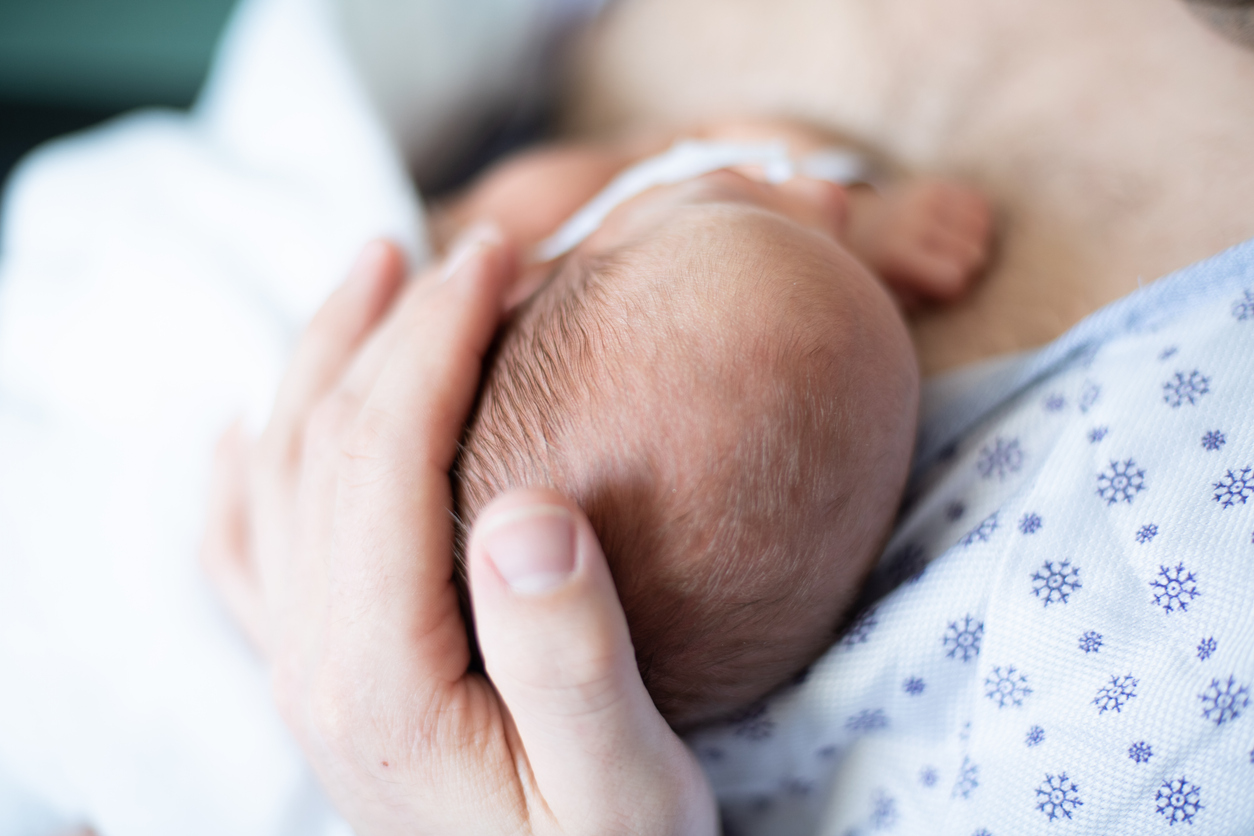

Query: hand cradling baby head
<box><xmin>454</xmin><ymin>183</ymin><xmax>920</xmax><ymax>728</ymax></box>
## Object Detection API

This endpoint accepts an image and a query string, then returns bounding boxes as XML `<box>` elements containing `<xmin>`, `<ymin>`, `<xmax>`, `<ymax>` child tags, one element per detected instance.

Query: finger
<box><xmin>322</xmin><ymin>235</ymin><xmax>518</xmax><ymax>688</ymax></box>
<box><xmin>468</xmin><ymin>489</ymin><xmax>718</xmax><ymax>836</ymax></box>
<box><xmin>200</xmin><ymin>422</ymin><xmax>271</xmax><ymax>655</ymax></box>
<box><xmin>335</xmin><ymin>222</ymin><xmax>507</xmax><ymax>404</ymax></box>
<box><xmin>263</xmin><ymin>240</ymin><xmax>405</xmax><ymax>468</ymax></box>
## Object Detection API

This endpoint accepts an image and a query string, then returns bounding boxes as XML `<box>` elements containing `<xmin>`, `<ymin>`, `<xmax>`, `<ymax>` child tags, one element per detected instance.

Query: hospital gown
<box><xmin>691</xmin><ymin>238</ymin><xmax>1254</xmax><ymax>835</ymax></box>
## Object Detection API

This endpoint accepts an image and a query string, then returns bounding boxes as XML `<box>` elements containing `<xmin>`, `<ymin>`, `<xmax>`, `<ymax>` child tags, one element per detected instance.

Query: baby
<box><xmin>440</xmin><ymin>120</ymin><xmax>991</xmax><ymax>728</ymax></box>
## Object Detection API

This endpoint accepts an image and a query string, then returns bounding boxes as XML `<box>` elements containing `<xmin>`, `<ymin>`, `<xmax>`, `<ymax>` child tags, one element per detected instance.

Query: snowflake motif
<box><xmin>1079</xmin><ymin>381</ymin><xmax>1101</xmax><ymax>413</ymax></box>
<box><xmin>952</xmin><ymin>757</ymin><xmax>979</xmax><ymax>799</ymax></box>
<box><xmin>1197</xmin><ymin>637</ymin><xmax>1217</xmax><ymax>661</ymax></box>
<box><xmin>1201</xmin><ymin>430</ymin><xmax>1227</xmax><ymax>452</ymax></box>
<box><xmin>920</xmin><ymin>766</ymin><xmax>938</xmax><ymax>787</ymax></box>
<box><xmin>972</xmin><ymin>831</ymin><xmax>993</xmax><ymax>836</ymax></box>
<box><xmin>977</xmin><ymin>437</ymin><xmax>1024</xmax><ymax>481</ymax></box>
<box><xmin>985</xmin><ymin>666</ymin><xmax>1033</xmax><ymax>708</ymax></box>
<box><xmin>730</xmin><ymin>703</ymin><xmax>775</xmax><ymax>740</ymax></box>
<box><xmin>846</xmin><ymin>709</ymin><xmax>889</xmax><ymax>733</ymax></box>
<box><xmin>1150</xmin><ymin>563</ymin><xmax>1200</xmax><ymax>613</ymax></box>
<box><xmin>1136</xmin><ymin>524</ymin><xmax>1159</xmax><ymax>544</ymax></box>
<box><xmin>870</xmin><ymin>791</ymin><xmax>898</xmax><ymax>830</ymax></box>
<box><xmin>1044</xmin><ymin>394</ymin><xmax>1067</xmax><ymax>412</ymax></box>
<box><xmin>1026</xmin><ymin>725</ymin><xmax>1045</xmax><ymax>747</ymax></box>
<box><xmin>1213</xmin><ymin>467</ymin><xmax>1254</xmax><ymax>508</ymax></box>
<box><xmin>884</xmin><ymin>542</ymin><xmax>928</xmax><ymax>587</ymax></box>
<box><xmin>1198</xmin><ymin>675</ymin><xmax>1250</xmax><ymax>726</ymax></box>
<box><xmin>903</xmin><ymin>677</ymin><xmax>926</xmax><ymax>696</ymax></box>
<box><xmin>1159</xmin><ymin>346</ymin><xmax>1179</xmax><ymax>361</ymax></box>
<box><xmin>1163</xmin><ymin>370</ymin><xmax>1211</xmax><ymax>408</ymax></box>
<box><xmin>1019</xmin><ymin>513</ymin><xmax>1043</xmax><ymax>534</ymax></box>
<box><xmin>1078</xmin><ymin>631</ymin><xmax>1103</xmax><ymax>654</ymax></box>
<box><xmin>1088</xmin><ymin>426</ymin><xmax>1109</xmax><ymax>443</ymax></box>
<box><xmin>1093</xmin><ymin>673</ymin><xmax>1139</xmax><ymax>714</ymax></box>
<box><xmin>841</xmin><ymin>606</ymin><xmax>879</xmax><ymax>648</ymax></box>
<box><xmin>960</xmin><ymin>513</ymin><xmax>1000</xmax><ymax>546</ymax></box>
<box><xmin>1156</xmin><ymin>777</ymin><xmax>1203</xmax><ymax>826</ymax></box>
<box><xmin>781</xmin><ymin>777</ymin><xmax>814</xmax><ymax>797</ymax></box>
<box><xmin>1097</xmin><ymin>459</ymin><xmax>1147</xmax><ymax>505</ymax></box>
<box><xmin>1031</xmin><ymin>559</ymin><xmax>1082</xmax><ymax>606</ymax></box>
<box><xmin>946</xmin><ymin>501</ymin><xmax>967</xmax><ymax>522</ymax></box>
<box><xmin>1036</xmin><ymin>773</ymin><xmax>1083</xmax><ymax>821</ymax></box>
<box><xmin>1233</xmin><ymin>289</ymin><xmax>1254</xmax><ymax>321</ymax></box>
<box><xmin>1128</xmin><ymin>741</ymin><xmax>1153</xmax><ymax>764</ymax></box>
<box><xmin>944</xmin><ymin>615</ymin><xmax>984</xmax><ymax>662</ymax></box>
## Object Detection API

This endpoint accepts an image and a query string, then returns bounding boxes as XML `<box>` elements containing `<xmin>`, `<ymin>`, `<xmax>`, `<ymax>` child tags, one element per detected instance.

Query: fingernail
<box><xmin>441</xmin><ymin>221</ymin><xmax>503</xmax><ymax>282</ymax></box>
<box><xmin>481</xmin><ymin>505</ymin><xmax>577</xmax><ymax>594</ymax></box>
<box><xmin>349</xmin><ymin>240</ymin><xmax>390</xmax><ymax>287</ymax></box>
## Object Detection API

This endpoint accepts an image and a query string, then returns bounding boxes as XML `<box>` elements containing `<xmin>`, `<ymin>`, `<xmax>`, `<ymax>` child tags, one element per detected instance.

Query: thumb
<box><xmin>466</xmin><ymin>488</ymin><xmax>716</xmax><ymax>836</ymax></box>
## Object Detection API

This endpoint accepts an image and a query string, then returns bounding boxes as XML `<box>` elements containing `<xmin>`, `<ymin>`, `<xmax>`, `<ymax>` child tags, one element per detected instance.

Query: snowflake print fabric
<box><xmin>690</xmin><ymin>241</ymin><xmax>1254</xmax><ymax>836</ymax></box>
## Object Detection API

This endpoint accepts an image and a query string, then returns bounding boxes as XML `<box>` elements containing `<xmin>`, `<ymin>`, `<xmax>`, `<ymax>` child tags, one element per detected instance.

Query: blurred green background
<box><xmin>0</xmin><ymin>0</ymin><xmax>239</xmax><ymax>188</ymax></box>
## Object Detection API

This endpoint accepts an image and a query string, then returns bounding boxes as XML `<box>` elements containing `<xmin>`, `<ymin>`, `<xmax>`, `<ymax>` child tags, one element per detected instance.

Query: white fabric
<box><xmin>690</xmin><ymin>238</ymin><xmax>1254</xmax><ymax>835</ymax></box>
<box><xmin>533</xmin><ymin>139</ymin><xmax>868</xmax><ymax>262</ymax></box>
<box><xmin>0</xmin><ymin>0</ymin><xmax>600</xmax><ymax>833</ymax></box>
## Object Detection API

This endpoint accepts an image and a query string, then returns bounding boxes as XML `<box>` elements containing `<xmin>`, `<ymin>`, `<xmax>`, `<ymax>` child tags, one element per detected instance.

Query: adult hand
<box><xmin>200</xmin><ymin>231</ymin><xmax>717</xmax><ymax>836</ymax></box>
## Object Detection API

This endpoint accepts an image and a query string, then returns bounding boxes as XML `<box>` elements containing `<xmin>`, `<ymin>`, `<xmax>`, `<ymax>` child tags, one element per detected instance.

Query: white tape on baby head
<box><xmin>532</xmin><ymin>139</ymin><xmax>868</xmax><ymax>263</ymax></box>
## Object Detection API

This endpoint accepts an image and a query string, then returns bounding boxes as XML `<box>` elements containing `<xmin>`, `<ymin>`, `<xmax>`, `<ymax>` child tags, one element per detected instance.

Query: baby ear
<box><xmin>845</xmin><ymin>179</ymin><xmax>993</xmax><ymax>306</ymax></box>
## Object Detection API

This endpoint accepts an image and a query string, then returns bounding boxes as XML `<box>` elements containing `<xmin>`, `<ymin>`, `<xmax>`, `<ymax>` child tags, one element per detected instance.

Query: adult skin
<box><xmin>564</xmin><ymin>0</ymin><xmax>1254</xmax><ymax>373</ymax></box>
<box><xmin>205</xmin><ymin>1</ymin><xmax>1254</xmax><ymax>833</ymax></box>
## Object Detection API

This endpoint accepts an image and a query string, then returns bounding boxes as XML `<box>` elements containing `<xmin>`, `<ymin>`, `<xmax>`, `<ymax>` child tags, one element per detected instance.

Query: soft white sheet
<box><xmin>0</xmin><ymin>1</ymin><xmax>599</xmax><ymax>833</ymax></box>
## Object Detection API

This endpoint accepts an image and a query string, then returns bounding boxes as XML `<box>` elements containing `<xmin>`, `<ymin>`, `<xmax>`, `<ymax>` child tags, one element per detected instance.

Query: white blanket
<box><xmin>0</xmin><ymin>0</ymin><xmax>599</xmax><ymax>833</ymax></box>
<box><xmin>691</xmin><ymin>239</ymin><xmax>1254</xmax><ymax>835</ymax></box>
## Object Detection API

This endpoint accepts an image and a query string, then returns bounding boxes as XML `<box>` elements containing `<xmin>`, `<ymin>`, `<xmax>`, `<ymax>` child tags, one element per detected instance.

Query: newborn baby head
<box><xmin>455</xmin><ymin>164</ymin><xmax>920</xmax><ymax>728</ymax></box>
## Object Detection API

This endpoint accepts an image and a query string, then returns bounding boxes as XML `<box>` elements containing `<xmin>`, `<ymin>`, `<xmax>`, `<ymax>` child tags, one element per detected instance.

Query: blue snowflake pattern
<box><xmin>1036</xmin><ymin>773</ymin><xmax>1083</xmax><ymax>821</ymax></box>
<box><xmin>1213</xmin><ymin>467</ymin><xmax>1254</xmax><ymax>508</ymax></box>
<box><xmin>1128</xmin><ymin>741</ymin><xmax>1153</xmax><ymax>764</ymax></box>
<box><xmin>1044</xmin><ymin>393</ymin><xmax>1066</xmax><ymax>412</ymax></box>
<box><xmin>985</xmin><ymin>666</ymin><xmax>1033</xmax><ymax>708</ymax></box>
<box><xmin>977</xmin><ymin>437</ymin><xmax>1024</xmax><ymax>481</ymax></box>
<box><xmin>846</xmin><ymin>709</ymin><xmax>889</xmax><ymax>733</ymax></box>
<box><xmin>1079</xmin><ymin>381</ymin><xmax>1101</xmax><ymax>413</ymax></box>
<box><xmin>1159</xmin><ymin>346</ymin><xmax>1179</xmax><ymax>361</ymax></box>
<box><xmin>1093</xmin><ymin>673</ymin><xmax>1139</xmax><ymax>714</ymax></box>
<box><xmin>972</xmin><ymin>831</ymin><xmax>992</xmax><ymax>836</ymax></box>
<box><xmin>1156</xmin><ymin>777</ymin><xmax>1203</xmax><ymax>826</ymax></box>
<box><xmin>1078</xmin><ymin>631</ymin><xmax>1103</xmax><ymax>653</ymax></box>
<box><xmin>1019</xmin><ymin>513</ymin><xmax>1043</xmax><ymax>535</ymax></box>
<box><xmin>1088</xmin><ymin>426</ymin><xmax>1109</xmax><ymax>443</ymax></box>
<box><xmin>1097</xmin><ymin>459</ymin><xmax>1146</xmax><ymax>505</ymax></box>
<box><xmin>1150</xmin><ymin>563</ymin><xmax>1200</xmax><ymax>613</ymax></box>
<box><xmin>841</xmin><ymin>606</ymin><xmax>879</xmax><ymax>648</ymax></box>
<box><xmin>944</xmin><ymin>616</ymin><xmax>984</xmax><ymax>662</ymax></box>
<box><xmin>870</xmin><ymin>791</ymin><xmax>898</xmax><ymax>830</ymax></box>
<box><xmin>731</xmin><ymin>703</ymin><xmax>775</xmax><ymax>740</ymax></box>
<box><xmin>1201</xmin><ymin>430</ymin><xmax>1227</xmax><ymax>451</ymax></box>
<box><xmin>1026</xmin><ymin>725</ymin><xmax>1045</xmax><ymax>747</ymax></box>
<box><xmin>781</xmin><ymin>777</ymin><xmax>814</xmax><ymax>797</ymax></box>
<box><xmin>1136</xmin><ymin>524</ymin><xmax>1159</xmax><ymax>544</ymax></box>
<box><xmin>946</xmin><ymin>501</ymin><xmax>967</xmax><ymax>522</ymax></box>
<box><xmin>920</xmin><ymin>766</ymin><xmax>938</xmax><ymax>787</ymax></box>
<box><xmin>952</xmin><ymin>757</ymin><xmax>979</xmax><ymax>799</ymax></box>
<box><xmin>1199</xmin><ymin>675</ymin><xmax>1250</xmax><ymax>726</ymax></box>
<box><xmin>1163</xmin><ymin>370</ymin><xmax>1211</xmax><ymax>407</ymax></box>
<box><xmin>1233</xmin><ymin>289</ymin><xmax>1254</xmax><ymax>321</ymax></box>
<box><xmin>1031</xmin><ymin>559</ymin><xmax>1082</xmax><ymax>606</ymax></box>
<box><xmin>1197</xmin><ymin>637</ymin><xmax>1217</xmax><ymax>661</ymax></box>
<box><xmin>903</xmin><ymin>677</ymin><xmax>926</xmax><ymax>696</ymax></box>
<box><xmin>960</xmin><ymin>513</ymin><xmax>999</xmax><ymax>546</ymax></box>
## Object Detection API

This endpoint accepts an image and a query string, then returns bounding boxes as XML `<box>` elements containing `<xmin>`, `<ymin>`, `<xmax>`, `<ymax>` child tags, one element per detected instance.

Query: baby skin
<box><xmin>439</xmin><ymin>119</ymin><xmax>991</xmax><ymax>728</ymax></box>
